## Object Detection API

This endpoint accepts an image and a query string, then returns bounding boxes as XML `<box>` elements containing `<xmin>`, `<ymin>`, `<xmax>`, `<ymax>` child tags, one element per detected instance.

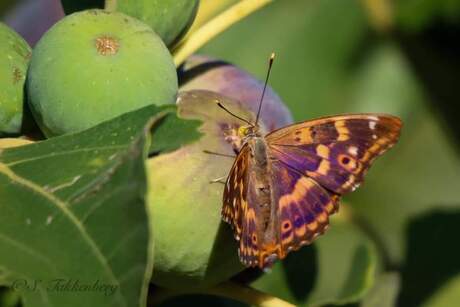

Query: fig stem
<box><xmin>0</xmin><ymin>138</ymin><xmax>34</xmax><ymax>149</ymax></box>
<box><xmin>172</xmin><ymin>0</ymin><xmax>274</xmax><ymax>67</ymax></box>
<box><xmin>150</xmin><ymin>281</ymin><xmax>295</xmax><ymax>307</ymax></box>
<box><xmin>187</xmin><ymin>0</ymin><xmax>237</xmax><ymax>33</ymax></box>
<box><xmin>104</xmin><ymin>0</ymin><xmax>117</xmax><ymax>12</ymax></box>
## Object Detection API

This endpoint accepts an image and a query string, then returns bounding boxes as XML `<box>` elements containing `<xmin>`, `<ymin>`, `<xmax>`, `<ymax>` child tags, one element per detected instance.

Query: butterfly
<box><xmin>219</xmin><ymin>54</ymin><xmax>403</xmax><ymax>269</ymax></box>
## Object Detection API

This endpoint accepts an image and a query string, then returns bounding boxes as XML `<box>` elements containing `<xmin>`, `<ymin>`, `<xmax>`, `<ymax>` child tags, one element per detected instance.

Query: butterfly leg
<box><xmin>203</xmin><ymin>151</ymin><xmax>234</xmax><ymax>184</ymax></box>
<box><xmin>210</xmin><ymin>175</ymin><xmax>227</xmax><ymax>184</ymax></box>
<box><xmin>203</xmin><ymin>150</ymin><xmax>236</xmax><ymax>158</ymax></box>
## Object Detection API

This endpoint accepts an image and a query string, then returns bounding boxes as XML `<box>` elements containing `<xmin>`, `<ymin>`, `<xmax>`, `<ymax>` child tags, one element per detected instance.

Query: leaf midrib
<box><xmin>4</xmin><ymin>145</ymin><xmax>128</xmax><ymax>167</ymax></box>
<box><xmin>0</xmin><ymin>163</ymin><xmax>127</xmax><ymax>306</ymax></box>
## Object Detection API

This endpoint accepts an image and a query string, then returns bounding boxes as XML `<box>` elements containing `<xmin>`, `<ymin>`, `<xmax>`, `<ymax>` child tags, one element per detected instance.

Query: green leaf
<box><xmin>348</xmin><ymin>42</ymin><xmax>423</xmax><ymax>117</ymax></box>
<box><xmin>361</xmin><ymin>272</ymin><xmax>400</xmax><ymax>307</ymax></box>
<box><xmin>399</xmin><ymin>210</ymin><xmax>460</xmax><ymax>306</ymax></box>
<box><xmin>395</xmin><ymin>0</ymin><xmax>460</xmax><ymax>32</ymax></box>
<box><xmin>250</xmin><ymin>219</ymin><xmax>378</xmax><ymax>306</ymax></box>
<box><xmin>0</xmin><ymin>286</ymin><xmax>21</xmax><ymax>307</ymax></box>
<box><xmin>422</xmin><ymin>274</ymin><xmax>460</xmax><ymax>307</ymax></box>
<box><xmin>0</xmin><ymin>104</ymin><xmax>201</xmax><ymax>306</ymax></box>
<box><xmin>149</xmin><ymin>110</ymin><xmax>202</xmax><ymax>154</ymax></box>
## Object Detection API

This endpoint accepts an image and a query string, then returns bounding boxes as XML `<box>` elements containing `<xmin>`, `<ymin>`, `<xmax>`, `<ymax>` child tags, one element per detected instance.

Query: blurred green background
<box><xmin>200</xmin><ymin>1</ymin><xmax>460</xmax><ymax>306</ymax></box>
<box><xmin>2</xmin><ymin>0</ymin><xmax>460</xmax><ymax>306</ymax></box>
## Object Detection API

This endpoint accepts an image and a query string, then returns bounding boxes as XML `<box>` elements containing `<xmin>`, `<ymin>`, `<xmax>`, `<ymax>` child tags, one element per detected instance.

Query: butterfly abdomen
<box><xmin>245</xmin><ymin>137</ymin><xmax>284</xmax><ymax>266</ymax></box>
<box><xmin>247</xmin><ymin>137</ymin><xmax>272</xmax><ymax>228</ymax></box>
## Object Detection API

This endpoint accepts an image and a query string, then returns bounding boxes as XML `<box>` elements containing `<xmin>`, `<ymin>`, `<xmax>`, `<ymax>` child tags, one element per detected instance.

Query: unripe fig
<box><xmin>0</xmin><ymin>23</ymin><xmax>31</xmax><ymax>135</ymax></box>
<box><xmin>27</xmin><ymin>9</ymin><xmax>178</xmax><ymax>136</ymax></box>
<box><xmin>116</xmin><ymin>0</ymin><xmax>200</xmax><ymax>46</ymax></box>
<box><xmin>148</xmin><ymin>59</ymin><xmax>293</xmax><ymax>289</ymax></box>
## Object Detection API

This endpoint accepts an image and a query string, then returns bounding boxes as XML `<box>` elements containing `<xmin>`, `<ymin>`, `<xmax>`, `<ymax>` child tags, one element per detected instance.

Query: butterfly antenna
<box><xmin>217</xmin><ymin>102</ymin><xmax>253</xmax><ymax>126</ymax></box>
<box><xmin>255</xmin><ymin>52</ymin><xmax>275</xmax><ymax>126</ymax></box>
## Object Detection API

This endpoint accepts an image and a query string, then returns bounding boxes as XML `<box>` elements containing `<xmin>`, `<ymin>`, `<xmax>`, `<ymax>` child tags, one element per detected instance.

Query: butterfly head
<box><xmin>237</xmin><ymin>124</ymin><xmax>260</xmax><ymax>139</ymax></box>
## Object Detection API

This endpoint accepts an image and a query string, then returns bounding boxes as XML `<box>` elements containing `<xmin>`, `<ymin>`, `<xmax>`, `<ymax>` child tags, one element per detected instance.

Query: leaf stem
<box><xmin>105</xmin><ymin>0</ymin><xmax>117</xmax><ymax>12</ymax></box>
<box><xmin>150</xmin><ymin>281</ymin><xmax>295</xmax><ymax>307</ymax></box>
<box><xmin>173</xmin><ymin>0</ymin><xmax>274</xmax><ymax>67</ymax></box>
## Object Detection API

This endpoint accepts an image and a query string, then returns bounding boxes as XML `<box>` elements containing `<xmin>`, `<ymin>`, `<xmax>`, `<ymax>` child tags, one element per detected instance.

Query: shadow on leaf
<box><xmin>339</xmin><ymin>244</ymin><xmax>373</xmax><ymax>300</ymax></box>
<box><xmin>282</xmin><ymin>245</ymin><xmax>317</xmax><ymax>301</ymax></box>
<box><xmin>205</xmin><ymin>222</ymin><xmax>245</xmax><ymax>284</ymax></box>
<box><xmin>399</xmin><ymin>208</ymin><xmax>460</xmax><ymax>307</ymax></box>
<box><xmin>396</xmin><ymin>22</ymin><xmax>460</xmax><ymax>152</ymax></box>
<box><xmin>158</xmin><ymin>294</ymin><xmax>245</xmax><ymax>307</ymax></box>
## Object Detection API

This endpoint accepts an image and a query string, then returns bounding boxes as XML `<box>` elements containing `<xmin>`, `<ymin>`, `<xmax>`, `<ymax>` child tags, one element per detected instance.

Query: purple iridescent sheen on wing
<box><xmin>269</xmin><ymin>159</ymin><xmax>339</xmax><ymax>258</ymax></box>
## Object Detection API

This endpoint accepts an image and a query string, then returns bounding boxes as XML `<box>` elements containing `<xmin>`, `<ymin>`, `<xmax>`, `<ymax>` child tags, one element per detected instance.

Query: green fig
<box><xmin>27</xmin><ymin>9</ymin><xmax>178</xmax><ymax>136</ymax></box>
<box><xmin>116</xmin><ymin>0</ymin><xmax>200</xmax><ymax>46</ymax></box>
<box><xmin>148</xmin><ymin>91</ymin><xmax>250</xmax><ymax>290</ymax></box>
<box><xmin>0</xmin><ymin>23</ymin><xmax>31</xmax><ymax>135</ymax></box>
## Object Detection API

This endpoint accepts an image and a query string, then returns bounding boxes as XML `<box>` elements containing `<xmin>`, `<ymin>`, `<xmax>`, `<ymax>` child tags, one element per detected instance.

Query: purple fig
<box><xmin>179</xmin><ymin>54</ymin><xmax>293</xmax><ymax>131</ymax></box>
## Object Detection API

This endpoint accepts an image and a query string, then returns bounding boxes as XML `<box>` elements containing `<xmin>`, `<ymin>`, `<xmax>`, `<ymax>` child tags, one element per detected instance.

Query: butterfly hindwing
<box><xmin>268</xmin><ymin>159</ymin><xmax>340</xmax><ymax>262</ymax></box>
<box><xmin>224</xmin><ymin>141</ymin><xmax>342</xmax><ymax>268</ymax></box>
<box><xmin>266</xmin><ymin>114</ymin><xmax>402</xmax><ymax>194</ymax></box>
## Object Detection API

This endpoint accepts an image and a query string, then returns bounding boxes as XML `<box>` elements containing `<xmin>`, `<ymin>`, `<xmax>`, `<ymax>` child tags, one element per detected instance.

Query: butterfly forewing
<box><xmin>266</xmin><ymin>114</ymin><xmax>402</xmax><ymax>194</ymax></box>
<box><xmin>222</xmin><ymin>145</ymin><xmax>249</xmax><ymax>238</ymax></box>
<box><xmin>223</xmin><ymin>144</ymin><xmax>265</xmax><ymax>267</ymax></box>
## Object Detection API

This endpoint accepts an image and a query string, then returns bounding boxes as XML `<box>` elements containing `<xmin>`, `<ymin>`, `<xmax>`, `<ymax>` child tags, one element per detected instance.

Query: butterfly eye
<box><xmin>238</xmin><ymin>126</ymin><xmax>249</xmax><ymax>137</ymax></box>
